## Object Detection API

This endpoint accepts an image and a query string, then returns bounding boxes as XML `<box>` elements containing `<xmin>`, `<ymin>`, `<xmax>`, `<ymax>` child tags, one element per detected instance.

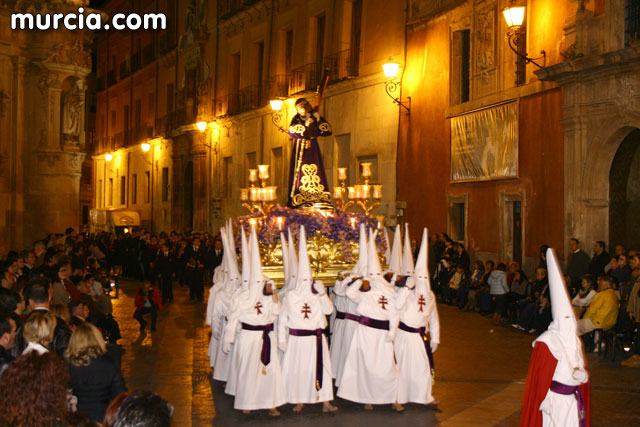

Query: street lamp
<box><xmin>502</xmin><ymin>2</ymin><xmax>545</xmax><ymax>70</ymax></box>
<box><xmin>382</xmin><ymin>58</ymin><xmax>410</xmax><ymax>115</ymax></box>
<box><xmin>196</xmin><ymin>121</ymin><xmax>208</xmax><ymax>132</ymax></box>
<box><xmin>141</xmin><ymin>142</ymin><xmax>151</xmax><ymax>152</ymax></box>
<box><xmin>269</xmin><ymin>98</ymin><xmax>287</xmax><ymax>133</ymax></box>
<box><xmin>105</xmin><ymin>153</ymin><xmax>113</xmax><ymax>162</ymax></box>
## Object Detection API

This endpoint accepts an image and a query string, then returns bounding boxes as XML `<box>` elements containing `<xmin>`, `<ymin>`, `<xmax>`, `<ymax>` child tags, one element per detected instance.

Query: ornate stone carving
<box><xmin>616</xmin><ymin>75</ymin><xmax>639</xmax><ymax>115</ymax></box>
<box><xmin>61</xmin><ymin>78</ymin><xmax>83</xmax><ymax>147</ymax></box>
<box><xmin>43</xmin><ymin>40</ymin><xmax>91</xmax><ymax>69</ymax></box>
<box><xmin>474</xmin><ymin>7</ymin><xmax>495</xmax><ymax>73</ymax></box>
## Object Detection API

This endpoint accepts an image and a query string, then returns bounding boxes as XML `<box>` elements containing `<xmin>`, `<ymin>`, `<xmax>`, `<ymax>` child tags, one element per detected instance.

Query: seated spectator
<box><xmin>0</xmin><ymin>287</ymin><xmax>25</xmax><ymax>316</ymax></box>
<box><xmin>488</xmin><ymin>263</ymin><xmax>509</xmax><ymax>324</ymax></box>
<box><xmin>65</xmin><ymin>322</ymin><xmax>127</xmax><ymax>422</ymax></box>
<box><xmin>444</xmin><ymin>263</ymin><xmax>464</xmax><ymax>305</ymax></box>
<box><xmin>513</xmin><ymin>267</ymin><xmax>549</xmax><ymax>333</ymax></box>
<box><xmin>507</xmin><ymin>268</ymin><xmax>528</xmax><ymax>323</ymax></box>
<box><xmin>22</xmin><ymin>312</ymin><xmax>56</xmax><ymax>355</ymax></box>
<box><xmin>478</xmin><ymin>260</ymin><xmax>495</xmax><ymax>315</ymax></box>
<box><xmin>571</xmin><ymin>274</ymin><xmax>597</xmax><ymax>318</ymax></box>
<box><xmin>69</xmin><ymin>300</ymin><xmax>89</xmax><ymax>328</ymax></box>
<box><xmin>0</xmin><ymin>352</ymin><xmax>72</xmax><ymax>425</ymax></box>
<box><xmin>111</xmin><ymin>390</ymin><xmax>173</xmax><ymax>427</ymax></box>
<box><xmin>464</xmin><ymin>260</ymin><xmax>484</xmax><ymax>311</ymax></box>
<box><xmin>50</xmin><ymin>302</ymin><xmax>72</xmax><ymax>327</ymax></box>
<box><xmin>577</xmin><ymin>274</ymin><xmax>619</xmax><ymax>339</ymax></box>
<box><xmin>0</xmin><ymin>314</ymin><xmax>17</xmax><ymax>376</ymax></box>
<box><xmin>611</xmin><ymin>254</ymin><xmax>633</xmax><ymax>300</ymax></box>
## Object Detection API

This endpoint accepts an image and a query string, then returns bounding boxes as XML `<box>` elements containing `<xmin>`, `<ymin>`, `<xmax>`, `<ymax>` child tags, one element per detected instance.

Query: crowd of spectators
<box><xmin>428</xmin><ymin>234</ymin><xmax>640</xmax><ymax>359</ymax></box>
<box><xmin>0</xmin><ymin>227</ymin><xmax>175</xmax><ymax>425</ymax></box>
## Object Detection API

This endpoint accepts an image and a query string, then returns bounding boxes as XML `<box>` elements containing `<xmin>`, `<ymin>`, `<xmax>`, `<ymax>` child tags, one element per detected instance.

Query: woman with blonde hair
<box><xmin>50</xmin><ymin>302</ymin><xmax>72</xmax><ymax>326</ymax></box>
<box><xmin>65</xmin><ymin>322</ymin><xmax>127</xmax><ymax>422</ymax></box>
<box><xmin>22</xmin><ymin>312</ymin><xmax>56</xmax><ymax>355</ymax></box>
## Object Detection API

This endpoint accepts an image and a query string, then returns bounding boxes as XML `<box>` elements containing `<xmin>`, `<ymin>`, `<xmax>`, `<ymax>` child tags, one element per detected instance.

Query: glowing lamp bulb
<box><xmin>270</xmin><ymin>99</ymin><xmax>284</xmax><ymax>111</ymax></box>
<box><xmin>105</xmin><ymin>153</ymin><xmax>113</xmax><ymax>162</ymax></box>
<box><xmin>196</xmin><ymin>121</ymin><xmax>207</xmax><ymax>132</ymax></box>
<box><xmin>382</xmin><ymin>61</ymin><xmax>399</xmax><ymax>79</ymax></box>
<box><xmin>141</xmin><ymin>143</ymin><xmax>151</xmax><ymax>152</ymax></box>
<box><xmin>503</xmin><ymin>6</ymin><xmax>525</xmax><ymax>28</ymax></box>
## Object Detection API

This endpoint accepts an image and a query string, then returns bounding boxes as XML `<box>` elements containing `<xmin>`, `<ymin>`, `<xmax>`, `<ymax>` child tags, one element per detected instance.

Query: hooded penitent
<box><xmin>402</xmin><ymin>223</ymin><xmax>414</xmax><ymax>277</ymax></box>
<box><xmin>383</xmin><ymin>226</ymin><xmax>392</xmax><ymax>265</ymax></box>
<box><xmin>388</xmin><ymin>224</ymin><xmax>403</xmax><ymax>274</ymax></box>
<box><xmin>280</xmin><ymin>232</ymin><xmax>290</xmax><ymax>291</ymax></box>
<box><xmin>414</xmin><ymin>228</ymin><xmax>435</xmax><ymax>304</ymax></box>
<box><xmin>287</xmin><ymin>227</ymin><xmax>298</xmax><ymax>286</ymax></box>
<box><xmin>537</xmin><ymin>248</ymin><xmax>587</xmax><ymax>382</ymax></box>
<box><xmin>225</xmin><ymin>226</ymin><xmax>240</xmax><ymax>288</ymax></box>
<box><xmin>243</xmin><ymin>224</ymin><xmax>265</xmax><ymax>310</ymax></box>
<box><xmin>352</xmin><ymin>223</ymin><xmax>368</xmax><ymax>276</ymax></box>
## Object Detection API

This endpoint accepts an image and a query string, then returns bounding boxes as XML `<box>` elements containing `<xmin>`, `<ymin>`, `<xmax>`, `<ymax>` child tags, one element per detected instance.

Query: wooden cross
<box><xmin>418</xmin><ymin>294</ymin><xmax>426</xmax><ymax>312</ymax></box>
<box><xmin>301</xmin><ymin>303</ymin><xmax>311</xmax><ymax>319</ymax></box>
<box><xmin>254</xmin><ymin>301</ymin><xmax>263</xmax><ymax>315</ymax></box>
<box><xmin>378</xmin><ymin>296</ymin><xmax>388</xmax><ymax>310</ymax></box>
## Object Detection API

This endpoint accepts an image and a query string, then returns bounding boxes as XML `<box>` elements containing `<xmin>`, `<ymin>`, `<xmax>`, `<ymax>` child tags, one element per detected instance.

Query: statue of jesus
<box><xmin>286</xmin><ymin>98</ymin><xmax>332</xmax><ymax>209</ymax></box>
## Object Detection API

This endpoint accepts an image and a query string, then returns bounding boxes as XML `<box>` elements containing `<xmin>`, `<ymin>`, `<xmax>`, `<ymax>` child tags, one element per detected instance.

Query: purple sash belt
<box><xmin>550</xmin><ymin>380</ymin><xmax>586</xmax><ymax>427</ymax></box>
<box><xmin>336</xmin><ymin>311</ymin><xmax>361</xmax><ymax>322</ymax></box>
<box><xmin>241</xmin><ymin>322</ymin><xmax>274</xmax><ymax>367</ymax></box>
<box><xmin>399</xmin><ymin>321</ymin><xmax>435</xmax><ymax>374</ymax></box>
<box><xmin>289</xmin><ymin>328</ymin><xmax>324</xmax><ymax>390</ymax></box>
<box><xmin>359</xmin><ymin>315</ymin><xmax>389</xmax><ymax>330</ymax></box>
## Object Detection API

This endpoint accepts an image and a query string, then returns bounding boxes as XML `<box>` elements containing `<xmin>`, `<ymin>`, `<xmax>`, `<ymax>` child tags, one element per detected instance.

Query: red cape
<box><xmin>520</xmin><ymin>341</ymin><xmax>591</xmax><ymax>427</ymax></box>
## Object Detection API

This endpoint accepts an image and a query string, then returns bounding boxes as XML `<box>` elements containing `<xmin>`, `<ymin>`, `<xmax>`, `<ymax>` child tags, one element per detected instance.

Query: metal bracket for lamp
<box><xmin>506</xmin><ymin>28</ymin><xmax>546</xmax><ymax>68</ymax></box>
<box><xmin>385</xmin><ymin>80</ymin><xmax>411</xmax><ymax>115</ymax></box>
<box><xmin>271</xmin><ymin>111</ymin><xmax>287</xmax><ymax>133</ymax></box>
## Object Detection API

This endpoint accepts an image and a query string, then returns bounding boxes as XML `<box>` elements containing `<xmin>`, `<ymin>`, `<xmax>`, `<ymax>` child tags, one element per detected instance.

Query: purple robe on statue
<box><xmin>287</xmin><ymin>112</ymin><xmax>332</xmax><ymax>209</ymax></box>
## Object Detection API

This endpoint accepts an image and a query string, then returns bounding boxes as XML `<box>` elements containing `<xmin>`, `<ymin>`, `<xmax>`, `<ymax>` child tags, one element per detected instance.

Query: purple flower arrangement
<box><xmin>233</xmin><ymin>206</ymin><xmax>387</xmax><ymax>261</ymax></box>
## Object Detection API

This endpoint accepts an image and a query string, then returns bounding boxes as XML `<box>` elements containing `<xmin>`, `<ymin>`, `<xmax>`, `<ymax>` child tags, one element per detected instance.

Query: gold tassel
<box><xmin>262</xmin><ymin>365</ymin><xmax>267</xmax><ymax>375</ymax></box>
<box><xmin>316</xmin><ymin>380</ymin><xmax>320</xmax><ymax>401</ymax></box>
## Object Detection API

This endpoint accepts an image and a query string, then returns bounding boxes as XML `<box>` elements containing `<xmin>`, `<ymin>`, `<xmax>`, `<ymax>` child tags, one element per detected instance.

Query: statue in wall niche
<box><xmin>62</xmin><ymin>79</ymin><xmax>83</xmax><ymax>147</ymax></box>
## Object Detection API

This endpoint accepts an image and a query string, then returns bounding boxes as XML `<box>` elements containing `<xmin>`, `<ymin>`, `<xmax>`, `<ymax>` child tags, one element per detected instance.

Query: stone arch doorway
<box><xmin>609</xmin><ymin>128</ymin><xmax>640</xmax><ymax>251</ymax></box>
<box><xmin>184</xmin><ymin>161</ymin><xmax>194</xmax><ymax>230</ymax></box>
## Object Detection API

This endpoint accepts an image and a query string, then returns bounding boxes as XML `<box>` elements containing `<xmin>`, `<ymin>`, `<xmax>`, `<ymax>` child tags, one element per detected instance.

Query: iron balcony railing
<box><xmin>325</xmin><ymin>49</ymin><xmax>359</xmax><ymax>82</ymax></box>
<box><xmin>289</xmin><ymin>63</ymin><xmax>322</xmax><ymax>95</ymax></box>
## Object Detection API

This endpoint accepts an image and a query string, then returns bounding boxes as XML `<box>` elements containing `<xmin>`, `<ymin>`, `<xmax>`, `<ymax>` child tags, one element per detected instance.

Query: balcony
<box><xmin>325</xmin><ymin>49</ymin><xmax>359</xmax><ymax>82</ymax></box>
<box><xmin>143</xmin><ymin>44</ymin><xmax>156</xmax><ymax>65</ymax></box>
<box><xmin>107</xmin><ymin>69</ymin><xmax>116</xmax><ymax>86</ymax></box>
<box><xmin>266</xmin><ymin>74</ymin><xmax>290</xmax><ymax>100</ymax></box>
<box><xmin>289</xmin><ymin>63</ymin><xmax>322</xmax><ymax>95</ymax></box>
<box><xmin>131</xmin><ymin>51</ymin><xmax>141</xmax><ymax>73</ymax></box>
<box><xmin>159</xmin><ymin>32</ymin><xmax>176</xmax><ymax>54</ymax></box>
<box><xmin>119</xmin><ymin>61</ymin><xmax>130</xmax><ymax>80</ymax></box>
<box><xmin>155</xmin><ymin>108</ymin><xmax>185</xmax><ymax>134</ymax></box>
<box><xmin>134</xmin><ymin>125</ymin><xmax>153</xmax><ymax>142</ymax></box>
<box><xmin>214</xmin><ymin>92</ymin><xmax>242</xmax><ymax>117</ymax></box>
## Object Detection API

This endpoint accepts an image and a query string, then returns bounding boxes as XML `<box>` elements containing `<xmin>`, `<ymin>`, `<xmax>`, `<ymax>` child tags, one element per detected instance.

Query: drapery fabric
<box><xmin>451</xmin><ymin>101</ymin><xmax>518</xmax><ymax>182</ymax></box>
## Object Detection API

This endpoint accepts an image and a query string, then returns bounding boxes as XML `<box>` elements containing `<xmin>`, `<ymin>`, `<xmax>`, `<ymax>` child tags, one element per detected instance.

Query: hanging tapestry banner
<box><xmin>450</xmin><ymin>101</ymin><xmax>518</xmax><ymax>182</ymax></box>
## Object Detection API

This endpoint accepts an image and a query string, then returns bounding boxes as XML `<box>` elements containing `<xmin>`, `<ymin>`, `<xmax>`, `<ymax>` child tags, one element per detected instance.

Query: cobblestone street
<box><xmin>112</xmin><ymin>279</ymin><xmax>640</xmax><ymax>426</ymax></box>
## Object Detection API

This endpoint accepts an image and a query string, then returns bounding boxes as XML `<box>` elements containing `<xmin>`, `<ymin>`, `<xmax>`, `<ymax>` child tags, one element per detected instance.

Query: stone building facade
<box><xmin>92</xmin><ymin>0</ymin><xmax>405</xmax><ymax>234</ymax></box>
<box><xmin>0</xmin><ymin>0</ymin><xmax>94</xmax><ymax>249</ymax></box>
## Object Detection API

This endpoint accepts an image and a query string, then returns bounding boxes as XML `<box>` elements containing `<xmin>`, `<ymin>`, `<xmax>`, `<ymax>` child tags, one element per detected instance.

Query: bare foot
<box><xmin>364</xmin><ymin>404</ymin><xmax>373</xmax><ymax>410</ymax></box>
<box><xmin>392</xmin><ymin>402</ymin><xmax>405</xmax><ymax>412</ymax></box>
<box><xmin>242</xmin><ymin>410</ymin><xmax>250</xmax><ymax>414</ymax></box>
<box><xmin>322</xmin><ymin>401</ymin><xmax>339</xmax><ymax>412</ymax></box>
<box><xmin>269</xmin><ymin>408</ymin><xmax>280</xmax><ymax>417</ymax></box>
<box><xmin>293</xmin><ymin>404</ymin><xmax>304</xmax><ymax>412</ymax></box>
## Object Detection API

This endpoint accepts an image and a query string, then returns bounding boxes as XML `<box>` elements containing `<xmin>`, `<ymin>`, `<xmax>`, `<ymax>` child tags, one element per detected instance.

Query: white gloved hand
<box><xmin>313</xmin><ymin>280</ymin><xmax>326</xmax><ymax>295</ymax></box>
<box><xmin>222</xmin><ymin>342</ymin><xmax>232</xmax><ymax>354</ymax></box>
<box><xmin>430</xmin><ymin>341</ymin><xmax>438</xmax><ymax>353</ymax></box>
<box><xmin>278</xmin><ymin>340</ymin><xmax>287</xmax><ymax>353</ymax></box>
<box><xmin>406</xmin><ymin>277</ymin><xmax>416</xmax><ymax>290</ymax></box>
<box><xmin>385</xmin><ymin>333</ymin><xmax>395</xmax><ymax>342</ymax></box>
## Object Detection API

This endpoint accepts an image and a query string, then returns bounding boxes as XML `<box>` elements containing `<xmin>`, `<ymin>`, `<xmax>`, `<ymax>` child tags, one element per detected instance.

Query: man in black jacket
<box><xmin>154</xmin><ymin>243</ymin><xmax>175</xmax><ymax>303</ymax></box>
<box><xmin>19</xmin><ymin>278</ymin><xmax>71</xmax><ymax>357</ymax></box>
<box><xmin>589</xmin><ymin>240</ymin><xmax>611</xmax><ymax>277</ymax></box>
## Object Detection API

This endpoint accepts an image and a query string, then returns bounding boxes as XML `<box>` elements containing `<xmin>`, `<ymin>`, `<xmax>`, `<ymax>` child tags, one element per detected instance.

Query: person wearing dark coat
<box><xmin>154</xmin><ymin>243</ymin><xmax>175</xmax><ymax>303</ymax></box>
<box><xmin>589</xmin><ymin>240</ymin><xmax>611</xmax><ymax>277</ymax></box>
<box><xmin>65</xmin><ymin>322</ymin><xmax>127</xmax><ymax>422</ymax></box>
<box><xmin>566</xmin><ymin>238</ymin><xmax>590</xmax><ymax>290</ymax></box>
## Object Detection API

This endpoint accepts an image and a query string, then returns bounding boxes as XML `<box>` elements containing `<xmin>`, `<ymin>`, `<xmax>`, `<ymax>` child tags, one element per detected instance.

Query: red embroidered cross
<box><xmin>378</xmin><ymin>296</ymin><xmax>388</xmax><ymax>310</ymax></box>
<box><xmin>254</xmin><ymin>301</ymin><xmax>263</xmax><ymax>315</ymax></box>
<box><xmin>301</xmin><ymin>303</ymin><xmax>311</xmax><ymax>319</ymax></box>
<box><xmin>418</xmin><ymin>294</ymin><xmax>426</xmax><ymax>312</ymax></box>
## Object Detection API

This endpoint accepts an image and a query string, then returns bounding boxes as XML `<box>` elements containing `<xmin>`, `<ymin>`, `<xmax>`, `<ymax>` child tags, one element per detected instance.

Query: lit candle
<box><xmin>276</xmin><ymin>217</ymin><xmax>284</xmax><ymax>231</ymax></box>
<box><xmin>258</xmin><ymin>164</ymin><xmax>269</xmax><ymax>180</ymax></box>
<box><xmin>268</xmin><ymin>187</ymin><xmax>276</xmax><ymax>201</ymax></box>
<box><xmin>240</xmin><ymin>188</ymin><xmax>249</xmax><ymax>201</ymax></box>
<box><xmin>350</xmin><ymin>217</ymin><xmax>356</xmax><ymax>229</ymax></box>
<box><xmin>373</xmin><ymin>185</ymin><xmax>382</xmax><ymax>200</ymax></box>
<box><xmin>249</xmin><ymin>218</ymin><xmax>257</xmax><ymax>226</ymax></box>
<box><xmin>333</xmin><ymin>186</ymin><xmax>342</xmax><ymax>199</ymax></box>
<box><xmin>362</xmin><ymin>184</ymin><xmax>371</xmax><ymax>199</ymax></box>
<box><xmin>250</xmin><ymin>187</ymin><xmax>258</xmax><ymax>201</ymax></box>
<box><xmin>355</xmin><ymin>185</ymin><xmax>362</xmax><ymax>200</ymax></box>
<box><xmin>338</xmin><ymin>168</ymin><xmax>347</xmax><ymax>181</ymax></box>
<box><xmin>347</xmin><ymin>186</ymin><xmax>355</xmax><ymax>200</ymax></box>
<box><xmin>361</xmin><ymin>162</ymin><xmax>372</xmax><ymax>178</ymax></box>
<box><xmin>249</xmin><ymin>169</ymin><xmax>257</xmax><ymax>183</ymax></box>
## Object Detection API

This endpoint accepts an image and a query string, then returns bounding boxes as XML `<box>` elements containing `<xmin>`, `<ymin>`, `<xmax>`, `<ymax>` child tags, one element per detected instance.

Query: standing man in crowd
<box><xmin>566</xmin><ymin>238</ymin><xmax>590</xmax><ymax>291</ymax></box>
<box><xmin>154</xmin><ymin>243</ymin><xmax>175</xmax><ymax>304</ymax></box>
<box><xmin>589</xmin><ymin>241</ymin><xmax>610</xmax><ymax>277</ymax></box>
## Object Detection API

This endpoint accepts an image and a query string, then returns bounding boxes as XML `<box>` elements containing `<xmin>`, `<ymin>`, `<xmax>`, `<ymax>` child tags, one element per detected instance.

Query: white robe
<box><xmin>394</xmin><ymin>287</ymin><xmax>440</xmax><ymax>404</ymax></box>
<box><xmin>205</xmin><ymin>283</ymin><xmax>218</xmax><ymax>368</ymax></box>
<box><xmin>223</xmin><ymin>291</ymin><xmax>286</xmax><ymax>410</ymax></box>
<box><xmin>536</xmin><ymin>331</ymin><xmax>588</xmax><ymax>427</ymax></box>
<box><xmin>332</xmin><ymin>276</ymin><xmax>362</xmax><ymax>387</ymax></box>
<box><xmin>212</xmin><ymin>284</ymin><xmax>237</xmax><ymax>382</ymax></box>
<box><xmin>337</xmin><ymin>281</ymin><xmax>399</xmax><ymax>404</ymax></box>
<box><xmin>279</xmin><ymin>288</ymin><xmax>334</xmax><ymax>404</ymax></box>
